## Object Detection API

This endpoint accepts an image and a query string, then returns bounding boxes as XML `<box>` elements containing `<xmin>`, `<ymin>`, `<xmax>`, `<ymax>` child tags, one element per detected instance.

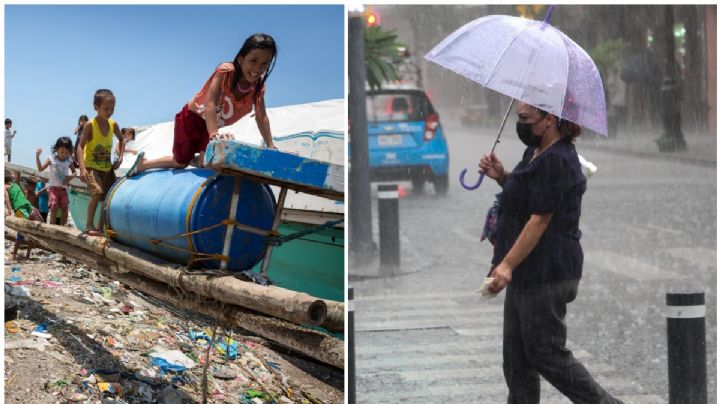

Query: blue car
<box><xmin>366</xmin><ymin>87</ymin><xmax>450</xmax><ymax>194</ymax></box>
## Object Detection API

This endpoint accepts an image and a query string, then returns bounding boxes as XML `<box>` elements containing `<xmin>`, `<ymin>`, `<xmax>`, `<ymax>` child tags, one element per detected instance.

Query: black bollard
<box><xmin>378</xmin><ymin>184</ymin><xmax>400</xmax><ymax>271</ymax></box>
<box><xmin>348</xmin><ymin>287</ymin><xmax>355</xmax><ymax>404</ymax></box>
<box><xmin>666</xmin><ymin>291</ymin><xmax>707</xmax><ymax>404</ymax></box>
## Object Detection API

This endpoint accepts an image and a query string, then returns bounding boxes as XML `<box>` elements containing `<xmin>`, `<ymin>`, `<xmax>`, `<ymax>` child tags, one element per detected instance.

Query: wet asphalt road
<box><xmin>350</xmin><ymin>123</ymin><xmax>716</xmax><ymax>403</ymax></box>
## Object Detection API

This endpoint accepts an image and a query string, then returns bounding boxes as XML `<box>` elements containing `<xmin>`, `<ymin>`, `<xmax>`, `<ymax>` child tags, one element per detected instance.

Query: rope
<box><xmin>106</xmin><ymin>220</ymin><xmax>234</xmax><ymax>262</ymax></box>
<box><xmin>267</xmin><ymin>219</ymin><xmax>344</xmax><ymax>247</ymax></box>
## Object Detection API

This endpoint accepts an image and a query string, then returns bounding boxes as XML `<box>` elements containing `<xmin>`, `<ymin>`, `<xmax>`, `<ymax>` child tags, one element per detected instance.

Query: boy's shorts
<box><xmin>85</xmin><ymin>168</ymin><xmax>117</xmax><ymax>201</ymax></box>
<box><xmin>48</xmin><ymin>186</ymin><xmax>69</xmax><ymax>209</ymax></box>
<box><xmin>173</xmin><ymin>104</ymin><xmax>209</xmax><ymax>165</ymax></box>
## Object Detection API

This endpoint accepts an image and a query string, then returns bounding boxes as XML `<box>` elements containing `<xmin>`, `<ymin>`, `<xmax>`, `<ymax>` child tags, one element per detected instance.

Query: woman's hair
<box><xmin>93</xmin><ymin>89</ymin><xmax>115</xmax><ymax>107</ymax></box>
<box><xmin>78</xmin><ymin>114</ymin><xmax>89</xmax><ymax>125</ymax></box>
<box><xmin>121</xmin><ymin>127</ymin><xmax>136</xmax><ymax>140</ymax></box>
<box><xmin>53</xmin><ymin>136</ymin><xmax>74</xmax><ymax>153</ymax></box>
<box><xmin>4</xmin><ymin>171</ymin><xmax>12</xmax><ymax>183</ymax></box>
<box><xmin>534</xmin><ymin>107</ymin><xmax>582</xmax><ymax>143</ymax></box>
<box><xmin>232</xmin><ymin>33</ymin><xmax>278</xmax><ymax>101</ymax></box>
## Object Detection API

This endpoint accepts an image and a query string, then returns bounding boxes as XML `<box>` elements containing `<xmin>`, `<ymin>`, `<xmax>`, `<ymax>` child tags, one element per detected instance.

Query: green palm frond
<box><xmin>364</xmin><ymin>26</ymin><xmax>406</xmax><ymax>90</ymax></box>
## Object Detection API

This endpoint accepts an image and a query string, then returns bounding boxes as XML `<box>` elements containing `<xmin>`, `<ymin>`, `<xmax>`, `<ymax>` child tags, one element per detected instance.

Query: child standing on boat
<box><xmin>131</xmin><ymin>33</ymin><xmax>278</xmax><ymax>176</ymax></box>
<box><xmin>36</xmin><ymin>136</ymin><xmax>76</xmax><ymax>227</ymax></box>
<box><xmin>76</xmin><ymin>89</ymin><xmax>125</xmax><ymax>236</ymax></box>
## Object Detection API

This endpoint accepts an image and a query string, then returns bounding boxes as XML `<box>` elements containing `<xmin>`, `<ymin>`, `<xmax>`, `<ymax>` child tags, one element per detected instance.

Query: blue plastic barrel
<box><xmin>104</xmin><ymin>168</ymin><xmax>275</xmax><ymax>271</ymax></box>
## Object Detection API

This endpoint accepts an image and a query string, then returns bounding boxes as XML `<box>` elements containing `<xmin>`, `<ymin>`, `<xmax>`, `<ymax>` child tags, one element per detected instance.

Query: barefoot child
<box><xmin>76</xmin><ymin>89</ymin><xmax>125</xmax><ymax>236</ymax></box>
<box><xmin>132</xmin><ymin>33</ymin><xmax>278</xmax><ymax>176</ymax></box>
<box><xmin>34</xmin><ymin>176</ymin><xmax>49</xmax><ymax>223</ymax></box>
<box><xmin>5</xmin><ymin>171</ymin><xmax>44</xmax><ymax>260</ymax></box>
<box><xmin>36</xmin><ymin>136</ymin><xmax>76</xmax><ymax>227</ymax></box>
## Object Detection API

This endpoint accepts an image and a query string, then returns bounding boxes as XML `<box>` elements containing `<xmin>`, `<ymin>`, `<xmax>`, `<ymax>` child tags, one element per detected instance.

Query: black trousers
<box><xmin>503</xmin><ymin>279</ymin><xmax>623</xmax><ymax>404</ymax></box>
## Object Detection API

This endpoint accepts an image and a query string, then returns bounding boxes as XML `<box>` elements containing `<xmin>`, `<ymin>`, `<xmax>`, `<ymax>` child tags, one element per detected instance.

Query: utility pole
<box><xmin>656</xmin><ymin>5</ymin><xmax>687</xmax><ymax>152</ymax></box>
<box><xmin>348</xmin><ymin>8</ymin><xmax>374</xmax><ymax>264</ymax></box>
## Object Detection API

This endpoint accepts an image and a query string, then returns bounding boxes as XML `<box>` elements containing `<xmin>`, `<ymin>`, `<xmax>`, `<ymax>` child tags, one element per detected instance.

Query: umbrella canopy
<box><xmin>425</xmin><ymin>13</ymin><xmax>607</xmax><ymax>135</ymax></box>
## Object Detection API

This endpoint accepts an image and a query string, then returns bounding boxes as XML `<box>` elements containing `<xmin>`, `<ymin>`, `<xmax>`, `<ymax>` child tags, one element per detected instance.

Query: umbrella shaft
<box><xmin>489</xmin><ymin>99</ymin><xmax>515</xmax><ymax>155</ymax></box>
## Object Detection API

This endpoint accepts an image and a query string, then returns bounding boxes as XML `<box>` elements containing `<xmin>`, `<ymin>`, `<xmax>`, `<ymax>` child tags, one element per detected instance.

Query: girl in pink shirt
<box><xmin>131</xmin><ymin>33</ymin><xmax>277</xmax><ymax>176</ymax></box>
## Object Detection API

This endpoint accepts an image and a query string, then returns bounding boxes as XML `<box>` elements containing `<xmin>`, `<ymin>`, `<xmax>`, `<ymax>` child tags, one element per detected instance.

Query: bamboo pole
<box><xmin>12</xmin><ymin>229</ymin><xmax>344</xmax><ymax>368</ymax></box>
<box><xmin>5</xmin><ymin>216</ymin><xmax>333</xmax><ymax>328</ymax></box>
<box><xmin>323</xmin><ymin>300</ymin><xmax>344</xmax><ymax>333</ymax></box>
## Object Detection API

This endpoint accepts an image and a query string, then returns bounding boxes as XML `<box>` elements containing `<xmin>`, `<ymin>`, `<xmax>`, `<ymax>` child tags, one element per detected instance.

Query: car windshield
<box><xmin>366</xmin><ymin>91</ymin><xmax>434</xmax><ymax>123</ymax></box>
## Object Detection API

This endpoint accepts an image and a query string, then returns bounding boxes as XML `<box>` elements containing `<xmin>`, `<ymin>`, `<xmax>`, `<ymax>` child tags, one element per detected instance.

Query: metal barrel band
<box><xmin>185</xmin><ymin>173</ymin><xmax>221</xmax><ymax>258</ymax></box>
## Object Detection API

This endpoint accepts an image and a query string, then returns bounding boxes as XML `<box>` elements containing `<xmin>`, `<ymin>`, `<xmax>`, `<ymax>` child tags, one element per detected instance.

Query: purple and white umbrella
<box><xmin>425</xmin><ymin>7</ymin><xmax>607</xmax><ymax>189</ymax></box>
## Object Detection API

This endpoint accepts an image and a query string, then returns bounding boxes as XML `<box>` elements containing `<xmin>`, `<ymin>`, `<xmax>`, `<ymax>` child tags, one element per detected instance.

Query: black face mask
<box><xmin>516</xmin><ymin>121</ymin><xmax>542</xmax><ymax>147</ymax></box>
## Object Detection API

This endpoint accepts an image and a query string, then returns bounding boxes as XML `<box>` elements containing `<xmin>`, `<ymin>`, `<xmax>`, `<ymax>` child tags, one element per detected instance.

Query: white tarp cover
<box><xmin>120</xmin><ymin>99</ymin><xmax>345</xmax><ymax>216</ymax></box>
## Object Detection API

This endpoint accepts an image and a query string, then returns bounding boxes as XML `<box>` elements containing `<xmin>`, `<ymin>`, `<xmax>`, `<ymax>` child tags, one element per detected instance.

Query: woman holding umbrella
<box><xmin>480</xmin><ymin>101</ymin><xmax>622</xmax><ymax>403</ymax></box>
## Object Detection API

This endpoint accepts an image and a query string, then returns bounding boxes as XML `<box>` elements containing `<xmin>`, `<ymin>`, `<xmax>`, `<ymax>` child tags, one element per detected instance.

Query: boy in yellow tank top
<box><xmin>76</xmin><ymin>89</ymin><xmax>125</xmax><ymax>236</ymax></box>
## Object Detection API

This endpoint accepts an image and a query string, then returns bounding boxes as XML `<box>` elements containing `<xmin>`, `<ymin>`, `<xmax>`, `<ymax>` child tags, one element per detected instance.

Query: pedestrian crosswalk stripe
<box><xmin>584</xmin><ymin>250</ymin><xmax>682</xmax><ymax>281</ymax></box>
<box><xmin>453</xmin><ymin>327</ymin><xmax>505</xmax><ymax>336</ymax></box>
<box><xmin>354</xmin><ymin>290</ymin><xmax>480</xmax><ymax>302</ymax></box>
<box><xmin>356</xmin><ymin>353</ymin><xmax>498</xmax><ymax>371</ymax></box>
<box><xmin>357</xmin><ymin>317</ymin><xmax>503</xmax><ymax>332</ymax></box>
<box><xmin>664</xmin><ymin>246</ymin><xmax>716</xmax><ymax>270</ymax></box>
<box><xmin>357</xmin><ymin>339</ymin><xmax>501</xmax><ymax>356</ymax></box>
<box><xmin>358</xmin><ymin>376</ymin><xmax>651</xmax><ymax>404</ymax></box>
<box><xmin>356</xmin><ymin>304</ymin><xmax>503</xmax><ymax>322</ymax></box>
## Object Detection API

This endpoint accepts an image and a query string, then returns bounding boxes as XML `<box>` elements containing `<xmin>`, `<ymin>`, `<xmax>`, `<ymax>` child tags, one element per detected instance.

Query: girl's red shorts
<box><xmin>173</xmin><ymin>104</ymin><xmax>209</xmax><ymax>165</ymax></box>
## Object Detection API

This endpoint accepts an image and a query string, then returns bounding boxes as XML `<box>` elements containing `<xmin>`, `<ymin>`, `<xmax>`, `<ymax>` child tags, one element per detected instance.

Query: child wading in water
<box><xmin>36</xmin><ymin>136</ymin><xmax>76</xmax><ymax>226</ymax></box>
<box><xmin>131</xmin><ymin>33</ymin><xmax>278</xmax><ymax>176</ymax></box>
<box><xmin>77</xmin><ymin>89</ymin><xmax>125</xmax><ymax>236</ymax></box>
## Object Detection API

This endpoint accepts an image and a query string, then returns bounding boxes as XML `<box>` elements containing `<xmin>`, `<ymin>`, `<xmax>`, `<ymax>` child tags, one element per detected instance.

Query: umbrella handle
<box><xmin>460</xmin><ymin>99</ymin><xmax>515</xmax><ymax>191</ymax></box>
<box><xmin>459</xmin><ymin>169</ymin><xmax>485</xmax><ymax>190</ymax></box>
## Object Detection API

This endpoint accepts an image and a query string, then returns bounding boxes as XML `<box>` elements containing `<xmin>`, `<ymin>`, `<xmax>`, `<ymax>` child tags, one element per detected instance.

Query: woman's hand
<box><xmin>488</xmin><ymin>262</ymin><xmax>512</xmax><ymax>293</ymax></box>
<box><xmin>479</xmin><ymin>153</ymin><xmax>505</xmax><ymax>182</ymax></box>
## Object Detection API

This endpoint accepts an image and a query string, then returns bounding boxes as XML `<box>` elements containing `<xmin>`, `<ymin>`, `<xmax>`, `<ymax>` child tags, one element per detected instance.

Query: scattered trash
<box><xmin>5</xmin><ymin>321</ymin><xmax>20</xmax><ymax>333</ymax></box>
<box><xmin>97</xmin><ymin>382</ymin><xmax>123</xmax><ymax>397</ymax></box>
<box><xmin>11</xmin><ymin>265</ymin><xmax>21</xmax><ymax>272</ymax></box>
<box><xmin>212</xmin><ymin>365</ymin><xmax>238</xmax><ymax>380</ymax></box>
<box><xmin>67</xmin><ymin>392</ymin><xmax>89</xmax><ymax>402</ymax></box>
<box><xmin>241</xmin><ymin>270</ymin><xmax>269</xmax><ymax>286</ymax></box>
<box><xmin>7</xmin><ymin>275</ymin><xmax>22</xmax><ymax>282</ymax></box>
<box><xmin>41</xmin><ymin>280</ymin><xmax>63</xmax><ymax>288</ymax></box>
<box><xmin>121</xmin><ymin>303</ymin><xmax>134</xmax><ymax>315</ymax></box>
<box><xmin>31</xmin><ymin>330</ymin><xmax>53</xmax><ymax>339</ymax></box>
<box><xmin>7</xmin><ymin>285</ymin><xmax>31</xmax><ymax>297</ymax></box>
<box><xmin>148</xmin><ymin>346</ymin><xmax>197</xmax><ymax>369</ymax></box>
<box><xmin>151</xmin><ymin>357</ymin><xmax>187</xmax><ymax>374</ymax></box>
<box><xmin>2</xmin><ymin>240</ymin><xmax>340</xmax><ymax>403</ymax></box>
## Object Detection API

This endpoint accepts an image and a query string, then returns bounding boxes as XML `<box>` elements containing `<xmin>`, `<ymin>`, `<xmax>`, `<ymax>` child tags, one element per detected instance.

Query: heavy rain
<box><xmin>349</xmin><ymin>4</ymin><xmax>716</xmax><ymax>403</ymax></box>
